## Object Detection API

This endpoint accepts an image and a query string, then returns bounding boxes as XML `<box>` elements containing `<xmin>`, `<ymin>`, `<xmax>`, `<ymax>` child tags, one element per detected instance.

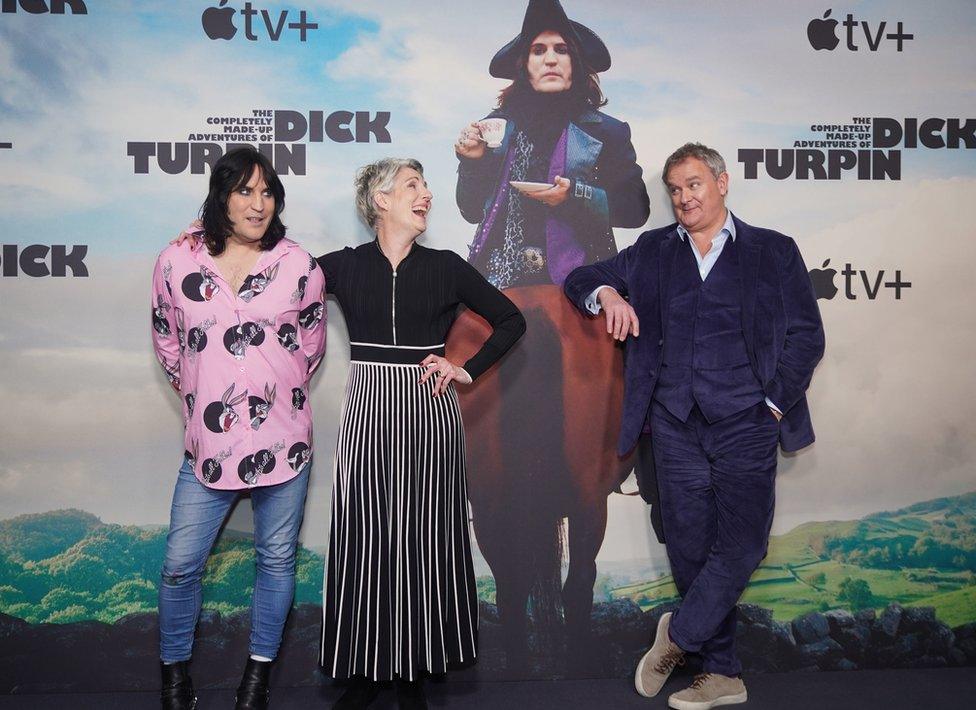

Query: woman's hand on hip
<box><xmin>419</xmin><ymin>354</ymin><xmax>472</xmax><ymax>396</ymax></box>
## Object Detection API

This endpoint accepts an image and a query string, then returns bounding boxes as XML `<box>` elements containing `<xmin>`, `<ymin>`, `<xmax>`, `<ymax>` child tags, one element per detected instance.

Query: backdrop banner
<box><xmin>1</xmin><ymin>0</ymin><xmax>975</xmax><ymax>693</ymax></box>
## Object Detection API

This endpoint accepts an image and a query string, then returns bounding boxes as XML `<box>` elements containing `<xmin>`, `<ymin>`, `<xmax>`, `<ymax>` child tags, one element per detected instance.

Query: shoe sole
<box><xmin>668</xmin><ymin>690</ymin><xmax>748</xmax><ymax>710</ymax></box>
<box><xmin>634</xmin><ymin>612</ymin><xmax>673</xmax><ymax>698</ymax></box>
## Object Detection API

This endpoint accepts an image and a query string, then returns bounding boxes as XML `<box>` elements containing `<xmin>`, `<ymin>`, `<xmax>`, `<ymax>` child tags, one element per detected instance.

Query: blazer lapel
<box><xmin>734</xmin><ymin>215</ymin><xmax>762</xmax><ymax>371</ymax></box>
<box><xmin>658</xmin><ymin>229</ymin><xmax>681</xmax><ymax>338</ymax></box>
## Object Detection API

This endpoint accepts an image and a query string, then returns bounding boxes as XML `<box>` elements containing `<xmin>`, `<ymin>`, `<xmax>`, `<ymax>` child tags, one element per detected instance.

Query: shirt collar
<box><xmin>190</xmin><ymin>234</ymin><xmax>295</xmax><ymax>275</ymax></box>
<box><xmin>677</xmin><ymin>209</ymin><xmax>736</xmax><ymax>243</ymax></box>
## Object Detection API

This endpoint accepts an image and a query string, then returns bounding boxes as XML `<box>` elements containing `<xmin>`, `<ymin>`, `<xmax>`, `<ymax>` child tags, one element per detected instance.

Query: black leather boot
<box><xmin>160</xmin><ymin>661</ymin><xmax>197</xmax><ymax>710</ymax></box>
<box><xmin>235</xmin><ymin>657</ymin><xmax>273</xmax><ymax>709</ymax></box>
<box><xmin>332</xmin><ymin>675</ymin><xmax>380</xmax><ymax>709</ymax></box>
<box><xmin>395</xmin><ymin>677</ymin><xmax>428</xmax><ymax>710</ymax></box>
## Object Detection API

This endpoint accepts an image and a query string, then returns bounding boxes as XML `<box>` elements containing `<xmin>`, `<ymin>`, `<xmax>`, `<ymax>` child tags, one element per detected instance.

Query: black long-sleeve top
<box><xmin>317</xmin><ymin>241</ymin><xmax>526</xmax><ymax>380</ymax></box>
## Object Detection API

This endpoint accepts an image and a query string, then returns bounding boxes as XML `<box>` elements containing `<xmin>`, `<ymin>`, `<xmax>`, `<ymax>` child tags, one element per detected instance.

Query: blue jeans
<box><xmin>158</xmin><ymin>457</ymin><xmax>310</xmax><ymax>662</ymax></box>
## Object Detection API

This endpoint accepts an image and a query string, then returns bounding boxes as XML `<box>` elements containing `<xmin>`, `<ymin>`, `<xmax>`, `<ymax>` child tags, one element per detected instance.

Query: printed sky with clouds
<box><xmin>1</xmin><ymin>0</ymin><xmax>975</xmax><ymax>569</ymax></box>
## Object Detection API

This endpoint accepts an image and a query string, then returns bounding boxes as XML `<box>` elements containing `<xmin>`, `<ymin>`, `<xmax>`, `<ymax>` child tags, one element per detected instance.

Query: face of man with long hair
<box><xmin>526</xmin><ymin>30</ymin><xmax>573</xmax><ymax>93</ymax></box>
<box><xmin>226</xmin><ymin>166</ymin><xmax>274</xmax><ymax>245</ymax></box>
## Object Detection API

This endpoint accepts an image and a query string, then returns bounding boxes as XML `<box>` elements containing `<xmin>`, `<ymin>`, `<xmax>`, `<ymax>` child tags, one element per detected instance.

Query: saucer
<box><xmin>509</xmin><ymin>181</ymin><xmax>555</xmax><ymax>193</ymax></box>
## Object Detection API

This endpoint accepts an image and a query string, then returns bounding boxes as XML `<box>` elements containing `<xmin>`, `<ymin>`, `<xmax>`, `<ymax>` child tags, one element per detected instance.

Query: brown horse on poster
<box><xmin>446</xmin><ymin>284</ymin><xmax>634</xmax><ymax>671</ymax></box>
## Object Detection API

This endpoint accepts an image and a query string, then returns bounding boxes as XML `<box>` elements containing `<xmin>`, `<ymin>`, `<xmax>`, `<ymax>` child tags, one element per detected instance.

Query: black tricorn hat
<box><xmin>489</xmin><ymin>0</ymin><xmax>611</xmax><ymax>80</ymax></box>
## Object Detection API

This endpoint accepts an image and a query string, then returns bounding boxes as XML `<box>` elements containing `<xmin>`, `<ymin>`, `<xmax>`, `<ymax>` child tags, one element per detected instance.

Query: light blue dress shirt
<box><xmin>584</xmin><ymin>210</ymin><xmax>737</xmax><ymax>311</ymax></box>
<box><xmin>676</xmin><ymin>209</ymin><xmax>736</xmax><ymax>280</ymax></box>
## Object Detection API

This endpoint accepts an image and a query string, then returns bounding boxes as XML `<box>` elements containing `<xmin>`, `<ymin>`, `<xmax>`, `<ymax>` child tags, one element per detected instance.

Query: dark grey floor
<box><xmin>1</xmin><ymin>668</ymin><xmax>974</xmax><ymax>709</ymax></box>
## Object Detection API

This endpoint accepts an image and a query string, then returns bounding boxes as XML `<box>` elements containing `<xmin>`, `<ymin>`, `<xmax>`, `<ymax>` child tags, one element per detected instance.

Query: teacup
<box><xmin>477</xmin><ymin>118</ymin><xmax>507</xmax><ymax>149</ymax></box>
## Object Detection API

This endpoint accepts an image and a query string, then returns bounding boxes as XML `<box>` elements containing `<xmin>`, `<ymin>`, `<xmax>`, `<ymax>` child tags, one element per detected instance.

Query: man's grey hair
<box><xmin>662</xmin><ymin>143</ymin><xmax>727</xmax><ymax>183</ymax></box>
<box><xmin>354</xmin><ymin>157</ymin><xmax>424</xmax><ymax>229</ymax></box>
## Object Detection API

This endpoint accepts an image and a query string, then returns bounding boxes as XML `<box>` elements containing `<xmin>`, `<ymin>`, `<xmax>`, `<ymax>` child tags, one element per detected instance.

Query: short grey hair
<box><xmin>662</xmin><ymin>143</ymin><xmax>727</xmax><ymax>184</ymax></box>
<box><xmin>354</xmin><ymin>158</ymin><xmax>424</xmax><ymax>229</ymax></box>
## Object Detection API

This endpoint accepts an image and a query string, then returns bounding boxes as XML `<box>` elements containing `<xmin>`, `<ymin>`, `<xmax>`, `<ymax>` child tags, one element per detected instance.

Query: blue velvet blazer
<box><xmin>564</xmin><ymin>215</ymin><xmax>825</xmax><ymax>455</ymax></box>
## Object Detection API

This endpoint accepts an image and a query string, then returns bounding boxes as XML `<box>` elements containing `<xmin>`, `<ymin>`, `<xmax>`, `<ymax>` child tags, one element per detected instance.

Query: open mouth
<box><xmin>412</xmin><ymin>205</ymin><xmax>429</xmax><ymax>218</ymax></box>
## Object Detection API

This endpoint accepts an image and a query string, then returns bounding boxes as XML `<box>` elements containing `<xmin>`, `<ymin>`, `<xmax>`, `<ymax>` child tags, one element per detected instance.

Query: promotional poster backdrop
<box><xmin>2</xmin><ymin>0</ymin><xmax>975</xmax><ymax>691</ymax></box>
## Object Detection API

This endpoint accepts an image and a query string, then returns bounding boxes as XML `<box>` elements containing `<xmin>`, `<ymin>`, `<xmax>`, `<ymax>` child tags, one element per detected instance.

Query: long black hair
<box><xmin>200</xmin><ymin>149</ymin><xmax>286</xmax><ymax>256</ymax></box>
<box><xmin>496</xmin><ymin>29</ymin><xmax>607</xmax><ymax>111</ymax></box>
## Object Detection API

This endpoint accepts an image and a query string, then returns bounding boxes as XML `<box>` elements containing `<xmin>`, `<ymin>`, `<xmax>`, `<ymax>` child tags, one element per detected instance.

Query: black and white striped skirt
<box><xmin>320</xmin><ymin>360</ymin><xmax>479</xmax><ymax>680</ymax></box>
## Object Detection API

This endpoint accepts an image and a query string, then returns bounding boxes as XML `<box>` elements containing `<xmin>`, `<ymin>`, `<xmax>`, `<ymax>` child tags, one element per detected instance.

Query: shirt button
<box><xmin>649</xmin><ymin>369</ymin><xmax>657</xmax><ymax>377</ymax></box>
<box><xmin>239</xmin><ymin>367</ymin><xmax>245</xmax><ymax>373</ymax></box>
<box><xmin>658</xmin><ymin>338</ymin><xmax>664</xmax><ymax>346</ymax></box>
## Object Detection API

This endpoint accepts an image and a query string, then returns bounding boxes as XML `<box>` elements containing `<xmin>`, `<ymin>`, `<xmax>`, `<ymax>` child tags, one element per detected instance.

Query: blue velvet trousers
<box><xmin>650</xmin><ymin>399</ymin><xmax>779</xmax><ymax>676</ymax></box>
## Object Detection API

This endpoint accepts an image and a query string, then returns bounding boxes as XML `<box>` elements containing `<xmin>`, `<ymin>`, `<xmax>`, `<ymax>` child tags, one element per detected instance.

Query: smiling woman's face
<box><xmin>527</xmin><ymin>30</ymin><xmax>573</xmax><ymax>93</ymax></box>
<box><xmin>377</xmin><ymin>167</ymin><xmax>432</xmax><ymax>236</ymax></box>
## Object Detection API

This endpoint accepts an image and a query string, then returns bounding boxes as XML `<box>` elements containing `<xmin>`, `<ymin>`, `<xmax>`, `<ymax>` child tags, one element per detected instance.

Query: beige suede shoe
<box><xmin>634</xmin><ymin>612</ymin><xmax>685</xmax><ymax>697</ymax></box>
<box><xmin>668</xmin><ymin>673</ymin><xmax>748</xmax><ymax>709</ymax></box>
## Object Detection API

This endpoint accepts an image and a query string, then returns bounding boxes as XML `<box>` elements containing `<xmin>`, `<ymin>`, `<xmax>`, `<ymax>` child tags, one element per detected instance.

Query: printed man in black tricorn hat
<box><xmin>451</xmin><ymin>0</ymin><xmax>654</xmax><ymax>683</ymax></box>
<box><xmin>455</xmin><ymin>0</ymin><xmax>649</xmax><ymax>288</ymax></box>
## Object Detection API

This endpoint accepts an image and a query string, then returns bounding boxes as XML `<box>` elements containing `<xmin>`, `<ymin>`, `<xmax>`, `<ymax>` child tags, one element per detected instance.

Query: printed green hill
<box><xmin>826</xmin><ymin>492</ymin><xmax>976</xmax><ymax>570</ymax></box>
<box><xmin>0</xmin><ymin>509</ymin><xmax>102</xmax><ymax>563</ymax></box>
<box><xmin>2</xmin><ymin>492</ymin><xmax>975</xmax><ymax>626</ymax></box>
<box><xmin>0</xmin><ymin>510</ymin><xmax>323</xmax><ymax>624</ymax></box>
<box><xmin>612</xmin><ymin>492</ymin><xmax>976</xmax><ymax>624</ymax></box>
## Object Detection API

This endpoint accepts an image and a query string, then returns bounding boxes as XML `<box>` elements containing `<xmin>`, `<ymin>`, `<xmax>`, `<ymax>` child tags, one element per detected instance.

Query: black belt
<box><xmin>349</xmin><ymin>342</ymin><xmax>445</xmax><ymax>365</ymax></box>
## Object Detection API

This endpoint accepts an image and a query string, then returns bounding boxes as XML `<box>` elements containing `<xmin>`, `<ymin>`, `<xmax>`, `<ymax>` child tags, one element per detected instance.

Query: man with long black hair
<box><xmin>150</xmin><ymin>149</ymin><xmax>326</xmax><ymax>710</ymax></box>
<box><xmin>455</xmin><ymin>0</ymin><xmax>649</xmax><ymax>289</ymax></box>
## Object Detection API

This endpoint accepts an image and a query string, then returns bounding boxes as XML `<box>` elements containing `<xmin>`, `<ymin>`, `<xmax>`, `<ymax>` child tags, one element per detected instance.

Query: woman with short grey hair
<box><xmin>354</xmin><ymin>157</ymin><xmax>423</xmax><ymax>229</ymax></box>
<box><xmin>317</xmin><ymin>158</ymin><xmax>526</xmax><ymax>709</ymax></box>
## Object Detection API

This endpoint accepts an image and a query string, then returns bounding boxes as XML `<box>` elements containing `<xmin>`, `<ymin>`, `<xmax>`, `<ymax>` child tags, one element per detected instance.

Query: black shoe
<box><xmin>160</xmin><ymin>661</ymin><xmax>197</xmax><ymax>710</ymax></box>
<box><xmin>332</xmin><ymin>675</ymin><xmax>380</xmax><ymax>709</ymax></box>
<box><xmin>235</xmin><ymin>657</ymin><xmax>273</xmax><ymax>709</ymax></box>
<box><xmin>395</xmin><ymin>678</ymin><xmax>428</xmax><ymax>710</ymax></box>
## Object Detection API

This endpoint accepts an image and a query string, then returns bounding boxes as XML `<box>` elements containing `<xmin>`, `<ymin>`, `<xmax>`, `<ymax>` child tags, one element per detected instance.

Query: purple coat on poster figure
<box><xmin>458</xmin><ymin>109</ymin><xmax>649</xmax><ymax>286</ymax></box>
<box><xmin>454</xmin><ymin>0</ymin><xmax>649</xmax><ymax>290</ymax></box>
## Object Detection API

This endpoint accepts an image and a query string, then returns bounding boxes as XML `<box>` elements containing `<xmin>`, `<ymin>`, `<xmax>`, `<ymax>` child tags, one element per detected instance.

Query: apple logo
<box><xmin>202</xmin><ymin>0</ymin><xmax>237</xmax><ymax>41</ymax></box>
<box><xmin>807</xmin><ymin>9</ymin><xmax>840</xmax><ymax>51</ymax></box>
<box><xmin>809</xmin><ymin>259</ymin><xmax>838</xmax><ymax>300</ymax></box>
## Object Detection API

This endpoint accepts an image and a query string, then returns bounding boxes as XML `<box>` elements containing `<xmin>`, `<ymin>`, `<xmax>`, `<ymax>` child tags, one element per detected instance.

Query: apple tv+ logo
<box><xmin>809</xmin><ymin>259</ymin><xmax>911</xmax><ymax>301</ymax></box>
<box><xmin>202</xmin><ymin>1</ymin><xmax>318</xmax><ymax>42</ymax></box>
<box><xmin>807</xmin><ymin>9</ymin><xmax>913</xmax><ymax>52</ymax></box>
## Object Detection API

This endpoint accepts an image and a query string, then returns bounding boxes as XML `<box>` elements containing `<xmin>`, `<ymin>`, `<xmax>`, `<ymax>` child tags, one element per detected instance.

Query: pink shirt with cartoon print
<box><xmin>151</xmin><ymin>223</ymin><xmax>326</xmax><ymax>490</ymax></box>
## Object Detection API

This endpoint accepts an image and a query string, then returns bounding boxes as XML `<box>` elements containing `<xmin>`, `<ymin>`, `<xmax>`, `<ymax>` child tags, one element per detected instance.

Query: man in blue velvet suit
<box><xmin>564</xmin><ymin>143</ymin><xmax>824</xmax><ymax>709</ymax></box>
